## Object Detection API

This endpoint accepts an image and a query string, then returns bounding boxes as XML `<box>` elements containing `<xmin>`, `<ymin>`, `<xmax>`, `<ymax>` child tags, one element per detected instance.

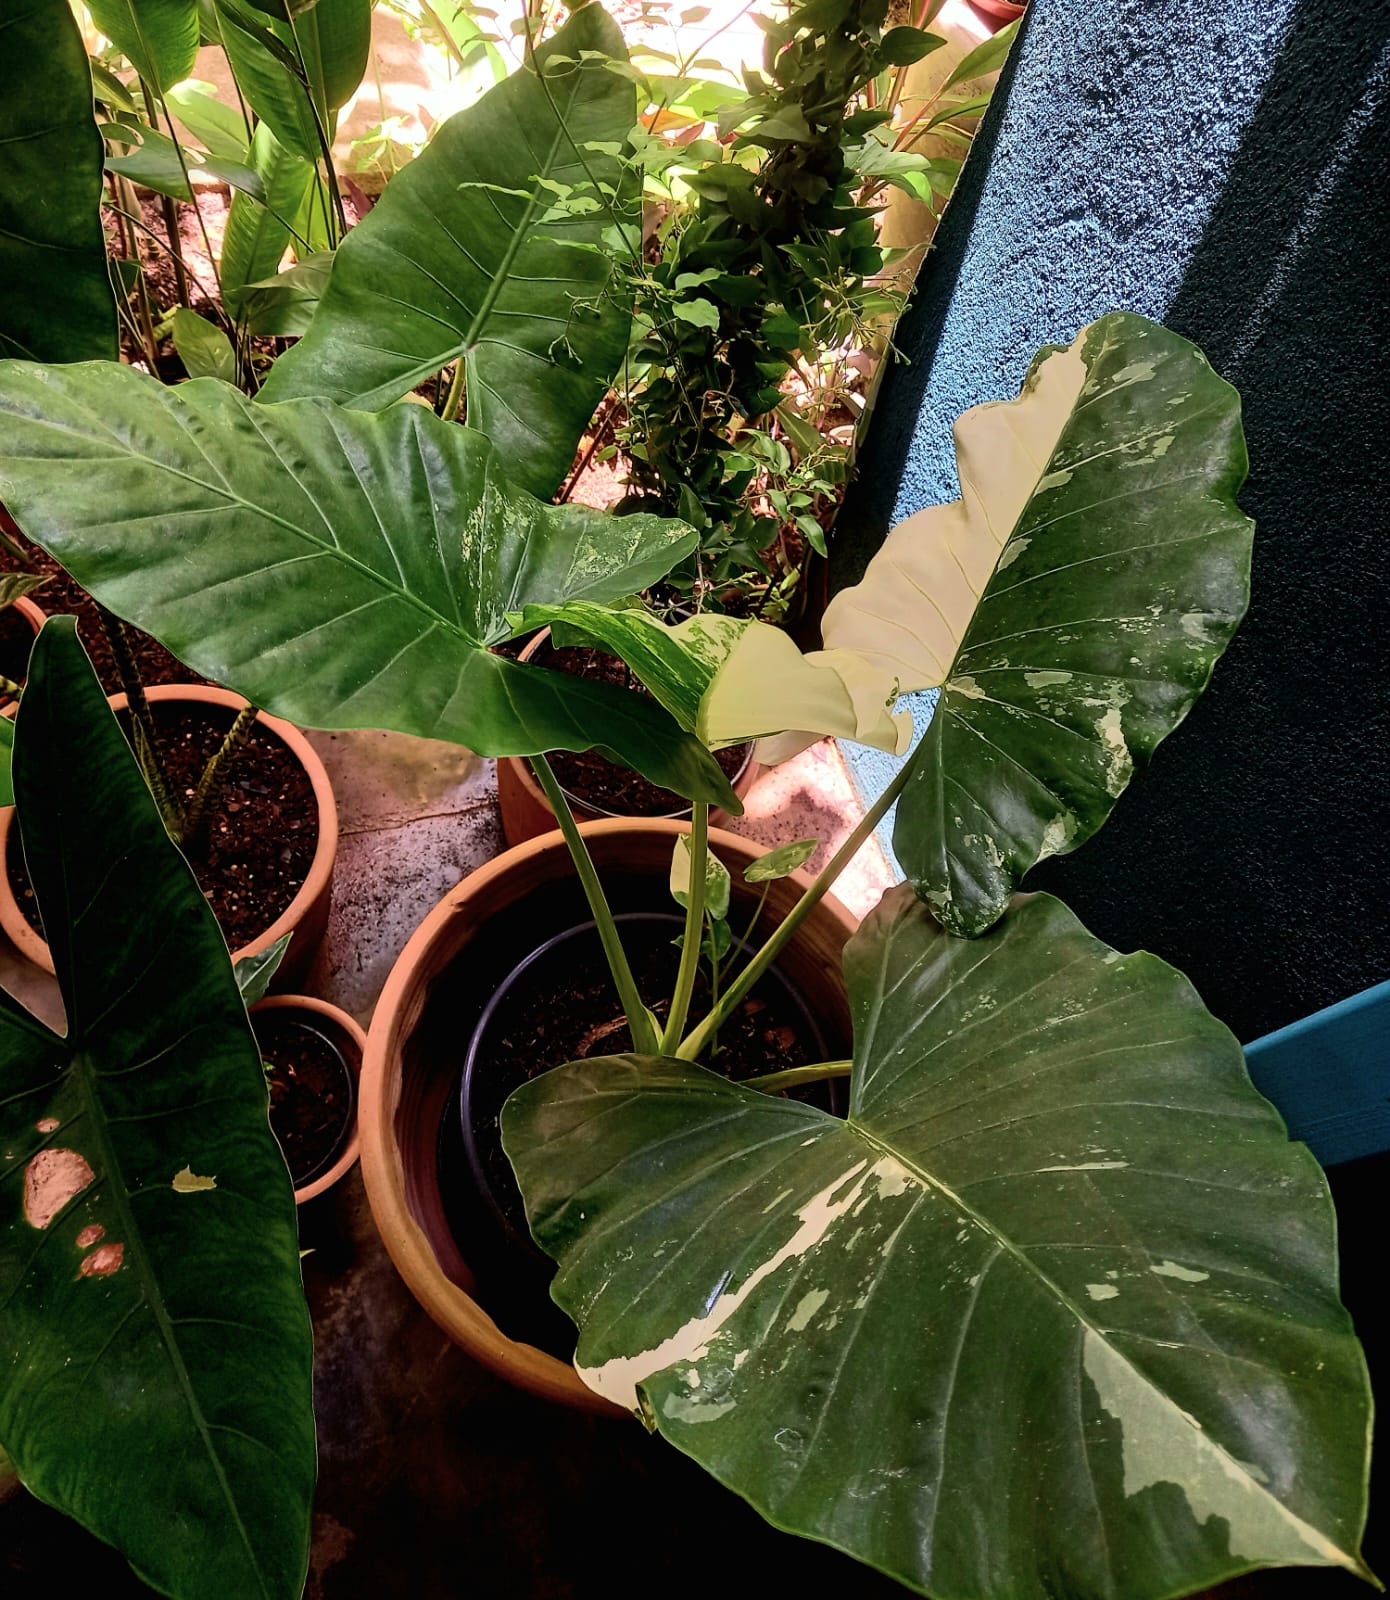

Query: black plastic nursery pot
<box><xmin>360</xmin><ymin>820</ymin><xmax>859</xmax><ymax>1413</ymax></box>
<box><xmin>455</xmin><ymin>909</ymin><xmax>839</xmax><ymax>1267</ymax></box>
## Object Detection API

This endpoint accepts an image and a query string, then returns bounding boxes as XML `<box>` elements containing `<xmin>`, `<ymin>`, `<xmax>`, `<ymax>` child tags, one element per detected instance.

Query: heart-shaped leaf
<box><xmin>260</xmin><ymin>4</ymin><xmax>638</xmax><ymax>500</ymax></box>
<box><xmin>1</xmin><ymin>0</ymin><xmax>117</xmax><ymax>363</ymax></box>
<box><xmin>815</xmin><ymin>312</ymin><xmax>1252</xmax><ymax>935</ymax></box>
<box><xmin>503</xmin><ymin>887</ymin><xmax>1371</xmax><ymax>1600</ymax></box>
<box><xmin>0</xmin><ymin>361</ymin><xmax>735</xmax><ymax>806</ymax></box>
<box><xmin>0</xmin><ymin>620</ymin><xmax>315</xmax><ymax>1599</ymax></box>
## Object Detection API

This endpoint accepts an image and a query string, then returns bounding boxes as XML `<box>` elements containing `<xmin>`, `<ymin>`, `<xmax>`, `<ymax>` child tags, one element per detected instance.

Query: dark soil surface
<box><xmin>0</xmin><ymin>605</ymin><xmax>36</xmax><ymax>704</ymax></box>
<box><xmin>256</xmin><ymin>1012</ymin><xmax>356</xmax><ymax>1188</ymax></box>
<box><xmin>7</xmin><ymin>700</ymin><xmax>317</xmax><ymax>952</ymax></box>
<box><xmin>450</xmin><ymin>909</ymin><xmax>836</xmax><ymax>1353</ymax></box>
<box><xmin>535</xmin><ymin>638</ymin><xmax>750</xmax><ymax>815</ymax></box>
<box><xmin>0</xmin><ymin>518</ymin><xmax>205</xmax><ymax>695</ymax></box>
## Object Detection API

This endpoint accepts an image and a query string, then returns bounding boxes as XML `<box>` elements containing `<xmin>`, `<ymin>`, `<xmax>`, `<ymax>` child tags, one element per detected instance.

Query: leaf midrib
<box><xmin>68</xmin><ymin>1039</ymin><xmax>271</xmax><ymax>1596</ymax></box>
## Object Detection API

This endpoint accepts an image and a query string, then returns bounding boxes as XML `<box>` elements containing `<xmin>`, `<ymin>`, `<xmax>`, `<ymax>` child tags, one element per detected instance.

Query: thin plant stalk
<box><xmin>150</xmin><ymin>99</ymin><xmax>227</xmax><ymax>314</ymax></box>
<box><xmin>530</xmin><ymin>754</ymin><xmax>659</xmax><ymax>1055</ymax></box>
<box><xmin>676</xmin><ymin>760</ymin><xmax>913</xmax><ymax>1061</ymax></box>
<box><xmin>283</xmin><ymin>13</ymin><xmax>349</xmax><ymax>240</ymax></box>
<box><xmin>139</xmin><ymin>86</ymin><xmax>191</xmax><ymax>309</ymax></box>
<box><xmin>745</xmin><ymin>1058</ymin><xmax>852</xmax><ymax>1094</ymax></box>
<box><xmin>660</xmin><ymin>802</ymin><xmax>707</xmax><ymax>1052</ymax></box>
<box><xmin>97</xmin><ymin>608</ymin><xmax>182</xmax><ymax>835</ymax></box>
<box><xmin>440</xmin><ymin>361</ymin><xmax>466</xmax><ymax>422</ymax></box>
<box><xmin>182</xmin><ymin>703</ymin><xmax>258</xmax><ymax>847</ymax></box>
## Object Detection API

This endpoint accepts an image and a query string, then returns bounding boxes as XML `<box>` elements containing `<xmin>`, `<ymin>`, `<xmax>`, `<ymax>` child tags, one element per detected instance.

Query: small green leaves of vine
<box><xmin>744</xmin><ymin>838</ymin><xmax>817</xmax><ymax>883</ymax></box>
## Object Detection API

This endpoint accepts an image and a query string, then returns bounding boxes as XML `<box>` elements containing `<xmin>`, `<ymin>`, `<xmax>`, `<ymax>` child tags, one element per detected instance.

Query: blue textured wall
<box><xmin>837</xmin><ymin>0</ymin><xmax>1390</xmax><ymax>1048</ymax></box>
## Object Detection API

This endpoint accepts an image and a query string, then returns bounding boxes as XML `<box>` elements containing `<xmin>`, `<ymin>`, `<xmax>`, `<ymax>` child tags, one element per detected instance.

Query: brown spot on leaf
<box><xmin>36</xmin><ymin>1118</ymin><xmax>59</xmax><ymax>1134</ymax></box>
<box><xmin>79</xmin><ymin>1242</ymin><xmax>124</xmax><ymax>1278</ymax></box>
<box><xmin>76</xmin><ymin>1224</ymin><xmax>106</xmax><ymax>1249</ymax></box>
<box><xmin>23</xmin><ymin>1149</ymin><xmax>96</xmax><ymax>1229</ymax></box>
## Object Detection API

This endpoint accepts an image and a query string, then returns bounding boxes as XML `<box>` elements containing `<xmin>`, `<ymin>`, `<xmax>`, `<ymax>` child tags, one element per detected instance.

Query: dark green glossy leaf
<box><xmin>88</xmin><ymin>0</ymin><xmax>199</xmax><ymax>91</ymax></box>
<box><xmin>877</xmin><ymin>26</ymin><xmax>942</xmax><ymax>65</ymax></box>
<box><xmin>503</xmin><ymin>886</ymin><xmax>1372</xmax><ymax>1600</ymax></box>
<box><xmin>0</xmin><ymin>620</ymin><xmax>315</xmax><ymax>1599</ymax></box>
<box><xmin>0</xmin><ymin>1</ymin><xmax>116</xmax><ymax>363</ymax></box>
<box><xmin>260</xmin><ymin>5</ymin><xmax>638</xmax><ymax>500</ymax></box>
<box><xmin>0</xmin><ymin>362</ymin><xmax>735</xmax><ymax>806</ymax></box>
<box><xmin>824</xmin><ymin>314</ymin><xmax>1253</xmax><ymax>935</ymax></box>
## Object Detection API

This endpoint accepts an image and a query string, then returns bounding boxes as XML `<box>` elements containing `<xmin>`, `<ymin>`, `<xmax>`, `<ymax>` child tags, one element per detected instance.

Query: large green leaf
<box><xmin>260</xmin><ymin>4</ymin><xmax>638</xmax><ymax>500</ymax></box>
<box><xmin>503</xmin><ymin>887</ymin><xmax>1372</xmax><ymax>1599</ymax></box>
<box><xmin>88</xmin><ymin>0</ymin><xmax>200</xmax><ymax>91</ymax></box>
<box><xmin>0</xmin><ymin>361</ymin><xmax>735</xmax><ymax>806</ymax></box>
<box><xmin>810</xmin><ymin>313</ymin><xmax>1252</xmax><ymax>936</ymax></box>
<box><xmin>220</xmin><ymin>123</ymin><xmax>319</xmax><ymax>315</ymax></box>
<box><xmin>0</xmin><ymin>620</ymin><xmax>315</xmax><ymax>1599</ymax></box>
<box><xmin>0</xmin><ymin>0</ymin><xmax>117</xmax><ymax>363</ymax></box>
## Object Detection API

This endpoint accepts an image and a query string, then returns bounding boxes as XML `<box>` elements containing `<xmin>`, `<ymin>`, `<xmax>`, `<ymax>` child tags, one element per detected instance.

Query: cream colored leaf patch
<box><xmin>699</xmin><ymin>624</ymin><xmax>912</xmax><ymax>763</ymax></box>
<box><xmin>172</xmin><ymin>1165</ymin><xmax>217</xmax><ymax>1193</ymax></box>
<box><xmin>819</xmin><ymin>338</ymin><xmax>1087</xmax><ymax>686</ymax></box>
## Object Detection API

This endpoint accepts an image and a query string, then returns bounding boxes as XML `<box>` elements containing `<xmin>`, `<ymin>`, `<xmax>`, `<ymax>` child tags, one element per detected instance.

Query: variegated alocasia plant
<box><xmin>0</xmin><ymin>311</ymin><xmax>1374</xmax><ymax>1597</ymax></box>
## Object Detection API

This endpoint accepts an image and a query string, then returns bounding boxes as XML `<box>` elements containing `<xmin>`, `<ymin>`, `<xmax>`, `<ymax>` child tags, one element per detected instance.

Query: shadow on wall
<box><xmin>1031</xmin><ymin>2</ymin><xmax>1390</xmax><ymax>1044</ymax></box>
<box><xmin>838</xmin><ymin>0</ymin><xmax>1389</xmax><ymax>1048</ymax></box>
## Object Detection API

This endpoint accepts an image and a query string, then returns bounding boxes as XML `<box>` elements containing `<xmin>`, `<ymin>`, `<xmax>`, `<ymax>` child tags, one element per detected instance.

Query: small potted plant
<box><xmin>251</xmin><ymin>993</ymin><xmax>365</xmax><ymax>1205</ymax></box>
<box><xmin>0</xmin><ymin>682</ymin><xmax>338</xmax><ymax>988</ymax></box>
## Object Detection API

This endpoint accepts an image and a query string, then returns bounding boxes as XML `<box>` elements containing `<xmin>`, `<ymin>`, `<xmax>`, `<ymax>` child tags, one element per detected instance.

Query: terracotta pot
<box><xmin>251</xmin><ymin>994</ymin><xmax>364</xmax><ymax>1204</ymax></box>
<box><xmin>0</xmin><ymin>684</ymin><xmax>338</xmax><ymax>988</ymax></box>
<box><xmin>10</xmin><ymin>595</ymin><xmax>45</xmax><ymax>642</ymax></box>
<box><xmin>360</xmin><ymin>819</ymin><xmax>859</xmax><ymax>1413</ymax></box>
<box><xmin>970</xmin><ymin>0</ymin><xmax>1026</xmax><ymax>23</ymax></box>
<box><xmin>496</xmin><ymin>631</ymin><xmax>759</xmax><ymax>848</ymax></box>
<box><xmin>0</xmin><ymin>595</ymin><xmax>45</xmax><ymax>707</ymax></box>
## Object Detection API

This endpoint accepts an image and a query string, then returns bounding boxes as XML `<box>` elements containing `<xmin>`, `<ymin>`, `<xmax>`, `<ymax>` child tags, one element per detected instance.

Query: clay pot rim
<box><xmin>359</xmin><ymin>817</ymin><xmax>858</xmax><ymax>1415</ymax></box>
<box><xmin>10</xmin><ymin>596</ymin><xmax>46</xmax><ymax>638</ymax></box>
<box><xmin>251</xmin><ymin>993</ymin><xmax>365</xmax><ymax>1204</ymax></box>
<box><xmin>503</xmin><ymin>628</ymin><xmax>757</xmax><ymax>822</ymax></box>
<box><xmin>0</xmin><ymin>682</ymin><xmax>339</xmax><ymax>979</ymax></box>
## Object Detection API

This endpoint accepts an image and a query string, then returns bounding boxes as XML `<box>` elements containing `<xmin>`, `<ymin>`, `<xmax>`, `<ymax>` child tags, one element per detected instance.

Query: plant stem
<box><xmin>530</xmin><ymin>753</ymin><xmax>660</xmax><ymax>1055</ymax></box>
<box><xmin>745</xmin><ymin>1058</ymin><xmax>852</xmax><ymax>1094</ymax></box>
<box><xmin>661</xmin><ymin>803</ymin><xmax>707</xmax><ymax>1052</ymax></box>
<box><xmin>440</xmin><ymin>360</ymin><xmax>466</xmax><ymax>422</ymax></box>
<box><xmin>98</xmin><ymin>607</ymin><xmax>182</xmax><ymax>835</ymax></box>
<box><xmin>676</xmin><ymin>759</ymin><xmax>912</xmax><ymax>1061</ymax></box>
<box><xmin>181</xmin><ymin>702</ymin><xmax>258</xmax><ymax>848</ymax></box>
